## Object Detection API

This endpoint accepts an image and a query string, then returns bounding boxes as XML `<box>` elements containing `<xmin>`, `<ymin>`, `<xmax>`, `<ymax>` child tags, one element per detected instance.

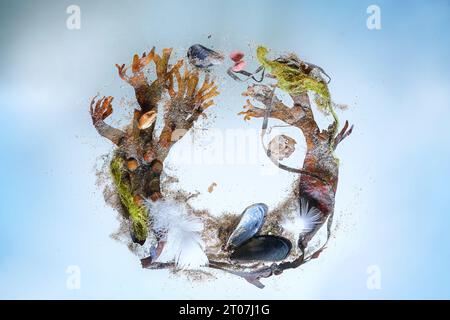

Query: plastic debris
<box><xmin>231</xmin><ymin>60</ymin><xmax>247</xmax><ymax>72</ymax></box>
<box><xmin>230</xmin><ymin>50</ymin><xmax>245</xmax><ymax>62</ymax></box>
<box><xmin>227</xmin><ymin>49</ymin><xmax>265</xmax><ymax>82</ymax></box>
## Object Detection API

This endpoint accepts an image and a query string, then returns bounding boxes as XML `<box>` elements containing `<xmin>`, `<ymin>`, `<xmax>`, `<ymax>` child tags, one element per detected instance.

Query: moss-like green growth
<box><xmin>110</xmin><ymin>155</ymin><xmax>148</xmax><ymax>242</ymax></box>
<box><xmin>257</xmin><ymin>46</ymin><xmax>341</xmax><ymax>138</ymax></box>
<box><xmin>257</xmin><ymin>46</ymin><xmax>331</xmax><ymax>110</ymax></box>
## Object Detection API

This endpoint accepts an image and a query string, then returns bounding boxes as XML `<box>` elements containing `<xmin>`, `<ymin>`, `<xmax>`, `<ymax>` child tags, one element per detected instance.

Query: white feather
<box><xmin>282</xmin><ymin>198</ymin><xmax>321</xmax><ymax>236</ymax></box>
<box><xmin>147</xmin><ymin>199</ymin><xmax>208</xmax><ymax>270</ymax></box>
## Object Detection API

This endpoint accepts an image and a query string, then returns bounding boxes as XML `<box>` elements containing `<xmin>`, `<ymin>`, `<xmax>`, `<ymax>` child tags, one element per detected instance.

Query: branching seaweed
<box><xmin>90</xmin><ymin>47</ymin><xmax>220</xmax><ymax>245</ymax></box>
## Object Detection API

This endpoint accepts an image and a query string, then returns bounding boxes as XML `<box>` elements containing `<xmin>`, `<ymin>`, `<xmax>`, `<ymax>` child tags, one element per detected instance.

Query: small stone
<box><xmin>143</xmin><ymin>150</ymin><xmax>155</xmax><ymax>163</ymax></box>
<box><xmin>151</xmin><ymin>160</ymin><xmax>163</xmax><ymax>174</ymax></box>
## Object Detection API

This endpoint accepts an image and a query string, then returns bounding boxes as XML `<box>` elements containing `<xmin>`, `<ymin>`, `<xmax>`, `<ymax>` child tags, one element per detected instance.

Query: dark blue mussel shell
<box><xmin>131</xmin><ymin>230</ymin><xmax>146</xmax><ymax>246</ymax></box>
<box><xmin>187</xmin><ymin>44</ymin><xmax>224</xmax><ymax>68</ymax></box>
<box><xmin>230</xmin><ymin>235</ymin><xmax>292</xmax><ymax>262</ymax></box>
<box><xmin>226</xmin><ymin>203</ymin><xmax>268</xmax><ymax>249</ymax></box>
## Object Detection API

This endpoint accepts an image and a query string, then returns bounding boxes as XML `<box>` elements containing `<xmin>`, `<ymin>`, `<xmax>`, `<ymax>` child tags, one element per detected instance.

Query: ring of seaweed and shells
<box><xmin>91</xmin><ymin>44</ymin><xmax>353</xmax><ymax>288</ymax></box>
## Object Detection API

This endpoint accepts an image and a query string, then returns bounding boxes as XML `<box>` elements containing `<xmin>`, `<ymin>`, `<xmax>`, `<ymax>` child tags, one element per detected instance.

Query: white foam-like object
<box><xmin>282</xmin><ymin>197</ymin><xmax>321</xmax><ymax>236</ymax></box>
<box><xmin>147</xmin><ymin>199</ymin><xmax>208</xmax><ymax>270</ymax></box>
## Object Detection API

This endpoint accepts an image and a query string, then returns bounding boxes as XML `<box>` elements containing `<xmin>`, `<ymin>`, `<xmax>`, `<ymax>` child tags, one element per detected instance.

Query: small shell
<box><xmin>138</xmin><ymin>111</ymin><xmax>157</xmax><ymax>130</ymax></box>
<box><xmin>226</xmin><ymin>203</ymin><xmax>268</xmax><ymax>248</ymax></box>
<box><xmin>127</xmin><ymin>159</ymin><xmax>139</xmax><ymax>171</ymax></box>
<box><xmin>133</xmin><ymin>195</ymin><xmax>144</xmax><ymax>206</ymax></box>
<box><xmin>207</xmin><ymin>182</ymin><xmax>217</xmax><ymax>193</ymax></box>
<box><xmin>267</xmin><ymin>135</ymin><xmax>296</xmax><ymax>161</ymax></box>
<box><xmin>230</xmin><ymin>235</ymin><xmax>292</xmax><ymax>262</ymax></box>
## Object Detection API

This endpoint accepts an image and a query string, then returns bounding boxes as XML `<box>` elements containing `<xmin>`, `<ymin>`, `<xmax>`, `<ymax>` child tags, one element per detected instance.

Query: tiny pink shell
<box><xmin>232</xmin><ymin>60</ymin><xmax>247</xmax><ymax>72</ymax></box>
<box><xmin>229</xmin><ymin>50</ymin><xmax>245</xmax><ymax>62</ymax></box>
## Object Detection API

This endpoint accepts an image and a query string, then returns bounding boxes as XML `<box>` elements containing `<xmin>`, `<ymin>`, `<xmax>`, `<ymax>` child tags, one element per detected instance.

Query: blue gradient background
<box><xmin>1</xmin><ymin>0</ymin><xmax>450</xmax><ymax>299</ymax></box>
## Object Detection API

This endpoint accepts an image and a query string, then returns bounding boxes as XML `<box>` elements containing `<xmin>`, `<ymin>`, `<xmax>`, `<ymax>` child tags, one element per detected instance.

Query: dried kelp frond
<box><xmin>115</xmin><ymin>47</ymin><xmax>183</xmax><ymax>113</ymax></box>
<box><xmin>159</xmin><ymin>66</ymin><xmax>219</xmax><ymax>150</ymax></box>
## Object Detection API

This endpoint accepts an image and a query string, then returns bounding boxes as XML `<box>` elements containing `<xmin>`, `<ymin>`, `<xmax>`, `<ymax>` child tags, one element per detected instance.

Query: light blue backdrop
<box><xmin>0</xmin><ymin>0</ymin><xmax>449</xmax><ymax>299</ymax></box>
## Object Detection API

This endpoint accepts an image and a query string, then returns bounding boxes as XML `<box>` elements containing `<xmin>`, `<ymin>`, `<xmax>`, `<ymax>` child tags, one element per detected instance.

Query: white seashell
<box><xmin>267</xmin><ymin>135</ymin><xmax>296</xmax><ymax>161</ymax></box>
<box><xmin>138</xmin><ymin>110</ymin><xmax>157</xmax><ymax>130</ymax></box>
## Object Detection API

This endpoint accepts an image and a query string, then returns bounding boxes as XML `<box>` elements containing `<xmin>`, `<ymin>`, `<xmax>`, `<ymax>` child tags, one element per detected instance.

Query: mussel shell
<box><xmin>230</xmin><ymin>235</ymin><xmax>292</xmax><ymax>262</ymax></box>
<box><xmin>187</xmin><ymin>44</ymin><xmax>224</xmax><ymax>68</ymax></box>
<box><xmin>226</xmin><ymin>203</ymin><xmax>268</xmax><ymax>248</ymax></box>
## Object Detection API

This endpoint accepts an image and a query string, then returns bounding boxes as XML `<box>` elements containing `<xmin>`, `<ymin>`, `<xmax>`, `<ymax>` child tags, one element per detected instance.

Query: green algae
<box><xmin>256</xmin><ymin>46</ymin><xmax>340</xmax><ymax>135</ymax></box>
<box><xmin>110</xmin><ymin>155</ymin><xmax>148</xmax><ymax>242</ymax></box>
